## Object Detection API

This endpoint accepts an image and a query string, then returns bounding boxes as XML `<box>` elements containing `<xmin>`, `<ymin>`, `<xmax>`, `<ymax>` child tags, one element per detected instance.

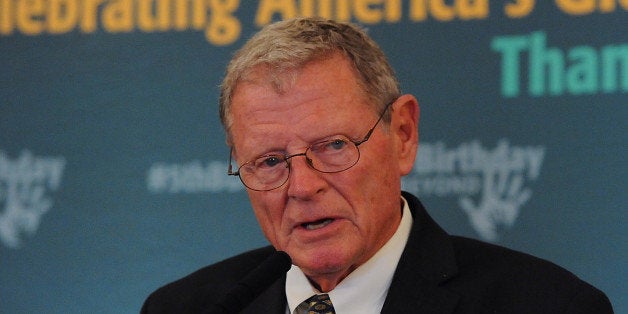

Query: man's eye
<box><xmin>310</xmin><ymin>138</ymin><xmax>350</xmax><ymax>154</ymax></box>
<box><xmin>256</xmin><ymin>156</ymin><xmax>283</xmax><ymax>168</ymax></box>
<box><xmin>327</xmin><ymin>139</ymin><xmax>348</xmax><ymax>150</ymax></box>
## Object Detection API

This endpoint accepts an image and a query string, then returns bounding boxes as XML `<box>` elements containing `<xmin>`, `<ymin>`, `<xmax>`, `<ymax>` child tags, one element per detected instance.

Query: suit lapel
<box><xmin>381</xmin><ymin>192</ymin><xmax>461</xmax><ymax>314</ymax></box>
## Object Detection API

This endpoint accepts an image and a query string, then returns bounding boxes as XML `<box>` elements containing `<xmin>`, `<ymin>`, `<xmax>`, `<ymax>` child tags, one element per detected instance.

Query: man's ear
<box><xmin>391</xmin><ymin>94</ymin><xmax>420</xmax><ymax>176</ymax></box>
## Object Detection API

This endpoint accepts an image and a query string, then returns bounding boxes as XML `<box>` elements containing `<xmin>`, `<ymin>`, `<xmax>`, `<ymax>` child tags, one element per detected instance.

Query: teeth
<box><xmin>304</xmin><ymin>219</ymin><xmax>333</xmax><ymax>230</ymax></box>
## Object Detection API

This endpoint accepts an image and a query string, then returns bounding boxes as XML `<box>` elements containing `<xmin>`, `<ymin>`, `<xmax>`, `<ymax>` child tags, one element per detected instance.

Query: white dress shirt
<box><xmin>286</xmin><ymin>196</ymin><xmax>413</xmax><ymax>313</ymax></box>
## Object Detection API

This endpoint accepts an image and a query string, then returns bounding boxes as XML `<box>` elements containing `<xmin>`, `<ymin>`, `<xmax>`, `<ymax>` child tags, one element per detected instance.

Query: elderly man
<box><xmin>142</xmin><ymin>17</ymin><xmax>612</xmax><ymax>313</ymax></box>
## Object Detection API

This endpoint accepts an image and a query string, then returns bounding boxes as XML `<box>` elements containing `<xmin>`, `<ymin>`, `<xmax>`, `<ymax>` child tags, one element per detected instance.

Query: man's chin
<box><xmin>293</xmin><ymin>249</ymin><xmax>355</xmax><ymax>279</ymax></box>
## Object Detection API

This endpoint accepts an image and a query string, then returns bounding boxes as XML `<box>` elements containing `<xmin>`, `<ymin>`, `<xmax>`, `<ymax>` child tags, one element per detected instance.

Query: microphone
<box><xmin>207</xmin><ymin>250</ymin><xmax>292</xmax><ymax>314</ymax></box>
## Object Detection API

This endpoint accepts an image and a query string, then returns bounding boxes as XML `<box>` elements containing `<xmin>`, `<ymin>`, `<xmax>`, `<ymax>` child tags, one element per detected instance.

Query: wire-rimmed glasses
<box><xmin>227</xmin><ymin>100</ymin><xmax>394</xmax><ymax>191</ymax></box>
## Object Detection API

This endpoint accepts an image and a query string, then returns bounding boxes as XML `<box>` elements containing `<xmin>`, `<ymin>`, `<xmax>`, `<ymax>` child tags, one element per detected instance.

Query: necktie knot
<box><xmin>305</xmin><ymin>293</ymin><xmax>335</xmax><ymax>314</ymax></box>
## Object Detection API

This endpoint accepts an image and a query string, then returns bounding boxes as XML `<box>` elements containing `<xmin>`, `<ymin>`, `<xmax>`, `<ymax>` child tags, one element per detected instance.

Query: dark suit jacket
<box><xmin>142</xmin><ymin>192</ymin><xmax>613</xmax><ymax>313</ymax></box>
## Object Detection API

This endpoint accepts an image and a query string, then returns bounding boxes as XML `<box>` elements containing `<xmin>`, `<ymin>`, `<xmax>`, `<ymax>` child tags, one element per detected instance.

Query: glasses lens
<box><xmin>307</xmin><ymin>137</ymin><xmax>360</xmax><ymax>172</ymax></box>
<box><xmin>239</xmin><ymin>155</ymin><xmax>289</xmax><ymax>191</ymax></box>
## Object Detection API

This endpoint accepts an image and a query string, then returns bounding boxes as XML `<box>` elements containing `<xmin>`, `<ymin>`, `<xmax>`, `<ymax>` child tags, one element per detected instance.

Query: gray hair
<box><xmin>219</xmin><ymin>17</ymin><xmax>401</xmax><ymax>142</ymax></box>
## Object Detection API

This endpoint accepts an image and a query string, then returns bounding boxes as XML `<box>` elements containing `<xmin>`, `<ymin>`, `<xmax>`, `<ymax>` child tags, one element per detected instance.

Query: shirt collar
<box><xmin>286</xmin><ymin>196</ymin><xmax>413</xmax><ymax>313</ymax></box>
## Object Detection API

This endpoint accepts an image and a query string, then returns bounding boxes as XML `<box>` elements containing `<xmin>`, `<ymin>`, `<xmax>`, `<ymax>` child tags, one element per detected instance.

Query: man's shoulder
<box><xmin>161</xmin><ymin>245</ymin><xmax>276</xmax><ymax>291</ymax></box>
<box><xmin>399</xmin><ymin>192</ymin><xmax>612</xmax><ymax>312</ymax></box>
<box><xmin>141</xmin><ymin>246</ymin><xmax>276</xmax><ymax>313</ymax></box>
<box><xmin>403</xmin><ymin>191</ymin><xmax>602</xmax><ymax>290</ymax></box>
<box><xmin>446</xmin><ymin>236</ymin><xmax>612</xmax><ymax>312</ymax></box>
<box><xmin>449</xmin><ymin>235</ymin><xmax>585</xmax><ymax>284</ymax></box>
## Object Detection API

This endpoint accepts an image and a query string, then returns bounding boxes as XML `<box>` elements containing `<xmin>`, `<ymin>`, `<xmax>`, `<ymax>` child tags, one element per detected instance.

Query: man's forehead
<box><xmin>235</xmin><ymin>52</ymin><xmax>354</xmax><ymax>92</ymax></box>
<box><xmin>240</xmin><ymin>68</ymin><xmax>316</xmax><ymax>98</ymax></box>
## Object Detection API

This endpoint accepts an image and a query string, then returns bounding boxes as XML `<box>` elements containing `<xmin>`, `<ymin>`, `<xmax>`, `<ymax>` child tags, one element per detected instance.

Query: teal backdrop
<box><xmin>1</xmin><ymin>1</ymin><xmax>626</xmax><ymax>313</ymax></box>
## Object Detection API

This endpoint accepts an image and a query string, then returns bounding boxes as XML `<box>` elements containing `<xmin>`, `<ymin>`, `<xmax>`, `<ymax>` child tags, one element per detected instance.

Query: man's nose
<box><xmin>286</xmin><ymin>155</ymin><xmax>326</xmax><ymax>199</ymax></box>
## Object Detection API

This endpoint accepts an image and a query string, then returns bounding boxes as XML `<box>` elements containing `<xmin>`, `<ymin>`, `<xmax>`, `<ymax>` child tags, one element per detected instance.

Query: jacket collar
<box><xmin>380</xmin><ymin>192</ymin><xmax>461</xmax><ymax>313</ymax></box>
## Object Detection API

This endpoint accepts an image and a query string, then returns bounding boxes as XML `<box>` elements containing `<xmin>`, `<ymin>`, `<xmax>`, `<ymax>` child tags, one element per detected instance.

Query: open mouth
<box><xmin>301</xmin><ymin>218</ymin><xmax>334</xmax><ymax>230</ymax></box>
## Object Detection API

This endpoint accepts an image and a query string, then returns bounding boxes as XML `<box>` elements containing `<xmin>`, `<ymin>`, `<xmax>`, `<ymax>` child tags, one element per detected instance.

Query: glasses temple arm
<box><xmin>227</xmin><ymin>149</ymin><xmax>239</xmax><ymax>176</ymax></box>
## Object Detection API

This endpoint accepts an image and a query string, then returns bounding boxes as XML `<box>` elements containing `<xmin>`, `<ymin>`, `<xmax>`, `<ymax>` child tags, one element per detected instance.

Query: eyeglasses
<box><xmin>227</xmin><ymin>100</ymin><xmax>394</xmax><ymax>191</ymax></box>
